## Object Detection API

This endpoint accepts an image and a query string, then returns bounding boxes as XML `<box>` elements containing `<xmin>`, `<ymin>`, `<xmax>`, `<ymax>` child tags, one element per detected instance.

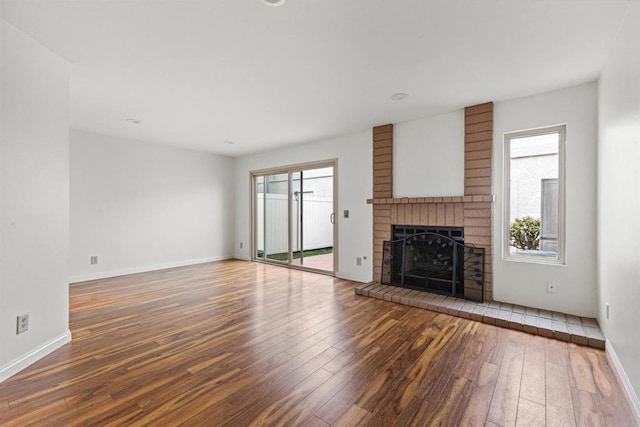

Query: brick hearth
<box><xmin>367</xmin><ymin>102</ymin><xmax>495</xmax><ymax>301</ymax></box>
<box><xmin>354</xmin><ymin>282</ymin><xmax>605</xmax><ymax>349</ymax></box>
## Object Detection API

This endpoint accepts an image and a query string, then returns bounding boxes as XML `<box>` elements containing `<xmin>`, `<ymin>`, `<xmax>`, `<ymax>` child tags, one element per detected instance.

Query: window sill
<box><xmin>503</xmin><ymin>253</ymin><xmax>566</xmax><ymax>266</ymax></box>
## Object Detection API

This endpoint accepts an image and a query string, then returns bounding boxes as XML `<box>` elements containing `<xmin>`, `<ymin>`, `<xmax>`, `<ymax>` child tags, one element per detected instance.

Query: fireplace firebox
<box><xmin>381</xmin><ymin>225</ymin><xmax>485</xmax><ymax>302</ymax></box>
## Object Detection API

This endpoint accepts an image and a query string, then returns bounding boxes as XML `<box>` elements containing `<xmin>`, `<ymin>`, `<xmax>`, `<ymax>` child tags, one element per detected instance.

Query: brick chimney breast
<box><xmin>369</xmin><ymin>103</ymin><xmax>494</xmax><ymax>301</ymax></box>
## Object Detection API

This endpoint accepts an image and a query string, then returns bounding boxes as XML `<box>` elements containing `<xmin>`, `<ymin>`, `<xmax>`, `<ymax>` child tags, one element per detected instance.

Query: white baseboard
<box><xmin>335</xmin><ymin>272</ymin><xmax>372</xmax><ymax>283</ymax></box>
<box><xmin>69</xmin><ymin>255</ymin><xmax>234</xmax><ymax>283</ymax></box>
<box><xmin>0</xmin><ymin>330</ymin><xmax>72</xmax><ymax>383</ymax></box>
<box><xmin>606</xmin><ymin>339</ymin><xmax>640</xmax><ymax>424</ymax></box>
<box><xmin>229</xmin><ymin>259</ymin><xmax>372</xmax><ymax>283</ymax></box>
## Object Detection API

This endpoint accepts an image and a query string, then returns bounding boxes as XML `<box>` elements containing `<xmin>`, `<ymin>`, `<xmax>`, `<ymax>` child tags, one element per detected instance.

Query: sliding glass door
<box><xmin>290</xmin><ymin>167</ymin><xmax>334</xmax><ymax>271</ymax></box>
<box><xmin>255</xmin><ymin>173</ymin><xmax>289</xmax><ymax>263</ymax></box>
<box><xmin>252</xmin><ymin>161</ymin><xmax>336</xmax><ymax>274</ymax></box>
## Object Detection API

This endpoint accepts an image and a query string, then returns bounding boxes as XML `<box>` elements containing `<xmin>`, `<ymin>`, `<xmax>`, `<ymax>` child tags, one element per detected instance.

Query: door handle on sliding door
<box><xmin>330</xmin><ymin>213</ymin><xmax>335</xmax><ymax>224</ymax></box>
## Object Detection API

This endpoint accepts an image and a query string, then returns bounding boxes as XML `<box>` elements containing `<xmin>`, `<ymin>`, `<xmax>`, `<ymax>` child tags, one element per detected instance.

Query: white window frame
<box><xmin>503</xmin><ymin>125</ymin><xmax>566</xmax><ymax>265</ymax></box>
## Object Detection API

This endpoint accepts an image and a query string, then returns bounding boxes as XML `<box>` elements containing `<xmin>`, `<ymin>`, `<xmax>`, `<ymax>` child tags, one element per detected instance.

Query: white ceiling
<box><xmin>0</xmin><ymin>0</ymin><xmax>630</xmax><ymax>156</ymax></box>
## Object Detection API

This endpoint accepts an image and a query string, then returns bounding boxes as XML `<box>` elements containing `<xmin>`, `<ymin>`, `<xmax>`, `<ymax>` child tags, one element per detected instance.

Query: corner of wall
<box><xmin>606</xmin><ymin>340</ymin><xmax>640</xmax><ymax>423</ymax></box>
<box><xmin>0</xmin><ymin>330</ymin><xmax>71</xmax><ymax>383</ymax></box>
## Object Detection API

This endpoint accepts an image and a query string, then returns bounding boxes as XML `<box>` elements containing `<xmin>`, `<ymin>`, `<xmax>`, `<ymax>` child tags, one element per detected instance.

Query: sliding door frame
<box><xmin>249</xmin><ymin>158</ymin><xmax>338</xmax><ymax>276</ymax></box>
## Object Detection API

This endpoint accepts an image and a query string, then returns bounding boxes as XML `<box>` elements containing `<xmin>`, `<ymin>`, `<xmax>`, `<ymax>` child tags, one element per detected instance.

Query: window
<box><xmin>504</xmin><ymin>125</ymin><xmax>566</xmax><ymax>264</ymax></box>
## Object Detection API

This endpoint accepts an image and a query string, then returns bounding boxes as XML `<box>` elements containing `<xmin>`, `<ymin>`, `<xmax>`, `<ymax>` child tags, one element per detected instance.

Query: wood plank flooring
<box><xmin>0</xmin><ymin>260</ymin><xmax>637</xmax><ymax>426</ymax></box>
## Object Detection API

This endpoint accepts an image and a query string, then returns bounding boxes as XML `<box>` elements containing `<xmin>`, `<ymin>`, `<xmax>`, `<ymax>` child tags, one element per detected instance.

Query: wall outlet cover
<box><xmin>17</xmin><ymin>314</ymin><xmax>29</xmax><ymax>334</ymax></box>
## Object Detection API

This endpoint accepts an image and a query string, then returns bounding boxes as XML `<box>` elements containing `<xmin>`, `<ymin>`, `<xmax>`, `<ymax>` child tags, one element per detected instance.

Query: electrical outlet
<box><xmin>546</xmin><ymin>281</ymin><xmax>557</xmax><ymax>294</ymax></box>
<box><xmin>606</xmin><ymin>303</ymin><xmax>610</xmax><ymax>320</ymax></box>
<box><xmin>356</xmin><ymin>257</ymin><xmax>362</xmax><ymax>266</ymax></box>
<box><xmin>17</xmin><ymin>314</ymin><xmax>29</xmax><ymax>334</ymax></box>
<box><xmin>90</xmin><ymin>255</ymin><xmax>98</xmax><ymax>265</ymax></box>
<box><xmin>239</xmin><ymin>242</ymin><xmax>243</xmax><ymax>249</ymax></box>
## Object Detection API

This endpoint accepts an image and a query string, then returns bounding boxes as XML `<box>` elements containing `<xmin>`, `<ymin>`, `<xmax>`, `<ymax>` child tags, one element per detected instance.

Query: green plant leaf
<box><xmin>509</xmin><ymin>216</ymin><xmax>540</xmax><ymax>250</ymax></box>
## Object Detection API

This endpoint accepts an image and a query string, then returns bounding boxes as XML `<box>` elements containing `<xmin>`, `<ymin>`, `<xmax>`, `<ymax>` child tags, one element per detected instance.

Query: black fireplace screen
<box><xmin>381</xmin><ymin>232</ymin><xmax>485</xmax><ymax>302</ymax></box>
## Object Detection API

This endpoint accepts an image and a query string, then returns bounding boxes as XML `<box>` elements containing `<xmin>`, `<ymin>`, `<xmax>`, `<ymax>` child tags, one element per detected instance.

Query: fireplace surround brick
<box><xmin>372</xmin><ymin>124</ymin><xmax>393</xmax><ymax>200</ymax></box>
<box><xmin>369</xmin><ymin>102</ymin><xmax>494</xmax><ymax>301</ymax></box>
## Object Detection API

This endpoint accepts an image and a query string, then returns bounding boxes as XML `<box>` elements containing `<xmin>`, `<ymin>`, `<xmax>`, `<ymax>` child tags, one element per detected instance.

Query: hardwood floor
<box><xmin>0</xmin><ymin>260</ymin><xmax>637</xmax><ymax>426</ymax></box>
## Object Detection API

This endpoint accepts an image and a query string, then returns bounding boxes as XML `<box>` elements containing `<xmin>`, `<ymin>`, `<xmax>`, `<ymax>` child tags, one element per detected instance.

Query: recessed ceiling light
<box><xmin>126</xmin><ymin>118</ymin><xmax>141</xmax><ymax>124</ymax></box>
<box><xmin>390</xmin><ymin>93</ymin><xmax>409</xmax><ymax>101</ymax></box>
<box><xmin>224</xmin><ymin>140</ymin><xmax>235</xmax><ymax>145</ymax></box>
<box><xmin>262</xmin><ymin>0</ymin><xmax>286</xmax><ymax>6</ymax></box>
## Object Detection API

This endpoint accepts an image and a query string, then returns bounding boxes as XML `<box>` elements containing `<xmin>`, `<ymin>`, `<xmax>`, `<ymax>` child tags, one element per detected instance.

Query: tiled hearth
<box><xmin>355</xmin><ymin>282</ymin><xmax>605</xmax><ymax>349</ymax></box>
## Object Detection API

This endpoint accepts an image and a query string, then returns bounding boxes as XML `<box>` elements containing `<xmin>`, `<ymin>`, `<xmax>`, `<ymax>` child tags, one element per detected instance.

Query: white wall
<box><xmin>597</xmin><ymin>0</ymin><xmax>640</xmax><ymax>407</ymax></box>
<box><xmin>69</xmin><ymin>130</ymin><xmax>235</xmax><ymax>282</ymax></box>
<box><xmin>0</xmin><ymin>19</ymin><xmax>71</xmax><ymax>381</ymax></box>
<box><xmin>234</xmin><ymin>130</ymin><xmax>373</xmax><ymax>283</ymax></box>
<box><xmin>493</xmin><ymin>83</ymin><xmax>598</xmax><ymax>316</ymax></box>
<box><xmin>393</xmin><ymin>111</ymin><xmax>464</xmax><ymax>197</ymax></box>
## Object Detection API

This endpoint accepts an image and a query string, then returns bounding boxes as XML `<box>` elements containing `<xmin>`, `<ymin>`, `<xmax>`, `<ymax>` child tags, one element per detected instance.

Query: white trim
<box><xmin>0</xmin><ymin>330</ymin><xmax>72</xmax><ymax>383</ymax></box>
<box><xmin>69</xmin><ymin>255</ymin><xmax>233</xmax><ymax>283</ymax></box>
<box><xmin>502</xmin><ymin>124</ymin><xmax>566</xmax><ymax>265</ymax></box>
<box><xmin>606</xmin><ymin>339</ymin><xmax>640</xmax><ymax>424</ymax></box>
<box><xmin>335</xmin><ymin>272</ymin><xmax>370</xmax><ymax>283</ymax></box>
<box><xmin>333</xmin><ymin>159</ymin><xmax>340</xmax><ymax>274</ymax></box>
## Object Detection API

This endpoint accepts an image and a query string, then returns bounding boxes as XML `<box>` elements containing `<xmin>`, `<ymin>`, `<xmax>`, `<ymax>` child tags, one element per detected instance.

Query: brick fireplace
<box><xmin>367</xmin><ymin>102</ymin><xmax>494</xmax><ymax>301</ymax></box>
